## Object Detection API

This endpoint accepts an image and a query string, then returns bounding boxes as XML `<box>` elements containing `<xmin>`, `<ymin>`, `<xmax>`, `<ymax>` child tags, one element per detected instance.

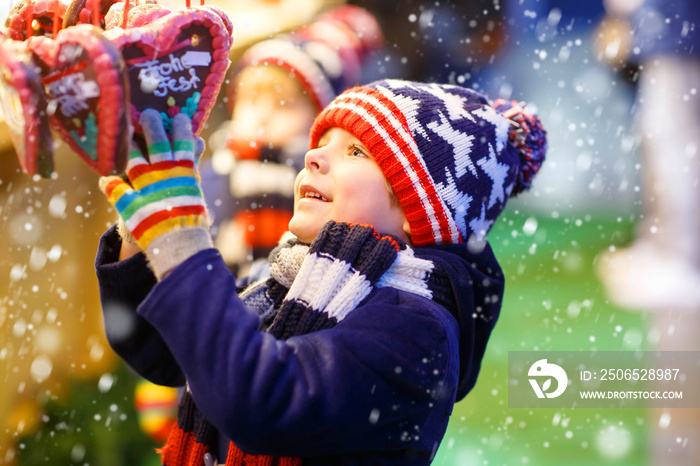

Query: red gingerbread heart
<box><xmin>28</xmin><ymin>24</ymin><xmax>131</xmax><ymax>175</ymax></box>
<box><xmin>63</xmin><ymin>0</ymin><xmax>124</xmax><ymax>29</ymax></box>
<box><xmin>104</xmin><ymin>7</ymin><xmax>232</xmax><ymax>137</ymax></box>
<box><xmin>0</xmin><ymin>33</ymin><xmax>54</xmax><ymax>177</ymax></box>
<box><xmin>4</xmin><ymin>0</ymin><xmax>68</xmax><ymax>41</ymax></box>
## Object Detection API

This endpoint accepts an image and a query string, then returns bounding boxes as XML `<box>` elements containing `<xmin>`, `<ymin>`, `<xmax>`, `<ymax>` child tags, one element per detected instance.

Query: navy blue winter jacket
<box><xmin>95</xmin><ymin>225</ymin><xmax>503</xmax><ymax>464</ymax></box>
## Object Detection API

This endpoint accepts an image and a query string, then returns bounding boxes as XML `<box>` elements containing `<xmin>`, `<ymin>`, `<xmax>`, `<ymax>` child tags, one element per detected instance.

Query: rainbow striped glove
<box><xmin>99</xmin><ymin>110</ymin><xmax>213</xmax><ymax>279</ymax></box>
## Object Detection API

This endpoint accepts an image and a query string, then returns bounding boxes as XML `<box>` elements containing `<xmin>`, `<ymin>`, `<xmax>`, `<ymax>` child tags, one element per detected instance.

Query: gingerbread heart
<box><xmin>4</xmin><ymin>0</ymin><xmax>68</xmax><ymax>41</ymax></box>
<box><xmin>104</xmin><ymin>7</ymin><xmax>232</xmax><ymax>137</ymax></box>
<box><xmin>28</xmin><ymin>25</ymin><xmax>131</xmax><ymax>175</ymax></box>
<box><xmin>200</xmin><ymin>5</ymin><xmax>234</xmax><ymax>50</ymax></box>
<box><xmin>104</xmin><ymin>3</ymin><xmax>231</xmax><ymax>44</ymax></box>
<box><xmin>104</xmin><ymin>2</ymin><xmax>170</xmax><ymax>30</ymax></box>
<box><xmin>63</xmin><ymin>0</ymin><xmax>124</xmax><ymax>29</ymax></box>
<box><xmin>0</xmin><ymin>33</ymin><xmax>54</xmax><ymax>177</ymax></box>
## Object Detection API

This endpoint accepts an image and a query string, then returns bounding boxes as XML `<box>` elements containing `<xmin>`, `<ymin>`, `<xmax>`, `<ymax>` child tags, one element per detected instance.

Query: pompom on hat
<box><xmin>230</xmin><ymin>5</ymin><xmax>383</xmax><ymax>112</ymax></box>
<box><xmin>309</xmin><ymin>79</ymin><xmax>547</xmax><ymax>247</ymax></box>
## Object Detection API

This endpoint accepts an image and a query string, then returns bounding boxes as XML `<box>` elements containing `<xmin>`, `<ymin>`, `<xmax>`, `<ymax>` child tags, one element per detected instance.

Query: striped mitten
<box><xmin>99</xmin><ymin>109</ymin><xmax>212</xmax><ymax>279</ymax></box>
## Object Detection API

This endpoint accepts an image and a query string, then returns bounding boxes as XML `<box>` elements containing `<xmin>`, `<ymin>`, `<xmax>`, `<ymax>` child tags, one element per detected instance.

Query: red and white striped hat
<box><xmin>309</xmin><ymin>79</ymin><xmax>547</xmax><ymax>246</ymax></box>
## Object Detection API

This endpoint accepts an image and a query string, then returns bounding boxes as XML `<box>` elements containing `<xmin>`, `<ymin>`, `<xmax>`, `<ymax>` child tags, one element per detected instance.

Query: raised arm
<box><xmin>136</xmin><ymin>228</ymin><xmax>461</xmax><ymax>459</ymax></box>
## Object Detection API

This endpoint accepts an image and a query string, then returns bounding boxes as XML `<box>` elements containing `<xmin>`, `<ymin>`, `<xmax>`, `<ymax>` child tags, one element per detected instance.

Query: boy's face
<box><xmin>289</xmin><ymin>127</ymin><xmax>410</xmax><ymax>244</ymax></box>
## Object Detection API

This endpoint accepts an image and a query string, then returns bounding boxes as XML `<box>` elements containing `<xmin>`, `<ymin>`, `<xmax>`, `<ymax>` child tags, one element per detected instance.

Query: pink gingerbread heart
<box><xmin>104</xmin><ymin>7</ymin><xmax>232</xmax><ymax>137</ymax></box>
<box><xmin>105</xmin><ymin>3</ymin><xmax>232</xmax><ymax>47</ymax></box>
<box><xmin>104</xmin><ymin>2</ymin><xmax>169</xmax><ymax>30</ymax></box>
<box><xmin>28</xmin><ymin>24</ymin><xmax>131</xmax><ymax>175</ymax></box>
<box><xmin>0</xmin><ymin>32</ymin><xmax>54</xmax><ymax>177</ymax></box>
<box><xmin>4</xmin><ymin>0</ymin><xmax>68</xmax><ymax>40</ymax></box>
<box><xmin>62</xmin><ymin>0</ymin><xmax>127</xmax><ymax>28</ymax></box>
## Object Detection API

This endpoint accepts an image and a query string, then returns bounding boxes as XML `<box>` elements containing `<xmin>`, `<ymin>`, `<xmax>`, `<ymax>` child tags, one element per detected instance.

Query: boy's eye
<box><xmin>347</xmin><ymin>144</ymin><xmax>368</xmax><ymax>158</ymax></box>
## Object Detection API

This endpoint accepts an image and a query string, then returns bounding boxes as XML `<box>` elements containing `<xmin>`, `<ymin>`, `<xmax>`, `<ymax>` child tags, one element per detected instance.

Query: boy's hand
<box><xmin>99</xmin><ymin>110</ymin><xmax>212</xmax><ymax>279</ymax></box>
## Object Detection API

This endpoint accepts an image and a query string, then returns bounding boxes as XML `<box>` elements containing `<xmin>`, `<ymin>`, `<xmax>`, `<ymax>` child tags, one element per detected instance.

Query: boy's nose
<box><xmin>304</xmin><ymin>147</ymin><xmax>329</xmax><ymax>173</ymax></box>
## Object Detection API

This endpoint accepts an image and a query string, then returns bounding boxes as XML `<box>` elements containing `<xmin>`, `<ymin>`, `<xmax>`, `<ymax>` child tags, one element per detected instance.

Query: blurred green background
<box><xmin>434</xmin><ymin>211</ymin><xmax>650</xmax><ymax>466</ymax></box>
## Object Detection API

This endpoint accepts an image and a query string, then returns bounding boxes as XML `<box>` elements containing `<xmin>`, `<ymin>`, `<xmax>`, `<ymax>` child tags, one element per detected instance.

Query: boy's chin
<box><xmin>288</xmin><ymin>222</ymin><xmax>321</xmax><ymax>244</ymax></box>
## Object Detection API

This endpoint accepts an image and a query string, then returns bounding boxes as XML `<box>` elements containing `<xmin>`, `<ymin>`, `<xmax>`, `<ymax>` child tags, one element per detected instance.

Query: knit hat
<box><xmin>231</xmin><ymin>5</ymin><xmax>383</xmax><ymax>111</ymax></box>
<box><xmin>309</xmin><ymin>79</ymin><xmax>547</xmax><ymax>247</ymax></box>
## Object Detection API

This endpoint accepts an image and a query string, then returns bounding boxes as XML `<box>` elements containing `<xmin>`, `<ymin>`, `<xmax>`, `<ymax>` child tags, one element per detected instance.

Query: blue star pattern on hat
<box><xmin>477</xmin><ymin>146</ymin><xmax>511</xmax><ymax>210</ymax></box>
<box><xmin>375</xmin><ymin>80</ymin><xmax>518</xmax><ymax>242</ymax></box>
<box><xmin>426</xmin><ymin>111</ymin><xmax>477</xmax><ymax>178</ymax></box>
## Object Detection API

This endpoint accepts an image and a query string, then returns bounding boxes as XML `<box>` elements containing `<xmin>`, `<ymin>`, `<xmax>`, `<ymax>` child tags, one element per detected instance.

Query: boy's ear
<box><xmin>402</xmin><ymin>218</ymin><xmax>412</xmax><ymax>240</ymax></box>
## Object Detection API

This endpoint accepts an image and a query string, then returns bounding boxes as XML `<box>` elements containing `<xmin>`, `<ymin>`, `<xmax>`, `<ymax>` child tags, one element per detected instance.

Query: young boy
<box><xmin>96</xmin><ymin>79</ymin><xmax>546</xmax><ymax>465</ymax></box>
